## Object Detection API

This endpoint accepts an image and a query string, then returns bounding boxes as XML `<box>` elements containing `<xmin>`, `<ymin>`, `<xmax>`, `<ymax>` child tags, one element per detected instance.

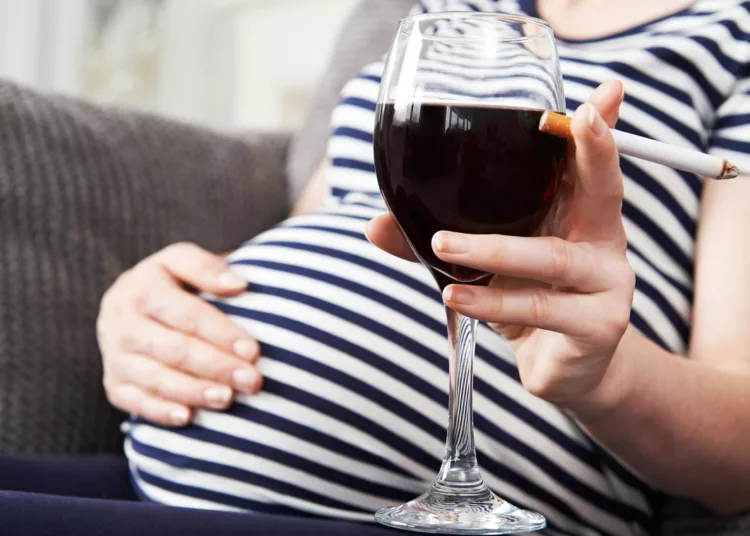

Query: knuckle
<box><xmin>131</xmin><ymin>286</ymin><xmax>152</xmax><ymax>315</ymax></box>
<box><xmin>163</xmin><ymin>242</ymin><xmax>221</xmax><ymax>280</ymax></box>
<box><xmin>620</xmin><ymin>262</ymin><xmax>636</xmax><ymax>288</ymax></box>
<box><xmin>164</xmin><ymin>242</ymin><xmax>197</xmax><ymax>258</ymax></box>
<box><xmin>103</xmin><ymin>269</ymin><xmax>133</xmax><ymax>302</ymax></box>
<box><xmin>99</xmin><ymin>286</ymin><xmax>114</xmax><ymax>311</ymax></box>
<box><xmin>177</xmin><ymin>307</ymin><xmax>201</xmax><ymax>335</ymax></box>
<box><xmin>547</xmin><ymin>238</ymin><xmax>572</xmax><ymax>282</ymax></box>
<box><xmin>162</xmin><ymin>335</ymin><xmax>190</xmax><ymax>368</ymax></box>
<box><xmin>102</xmin><ymin>377</ymin><xmax>117</xmax><ymax>397</ymax></box>
<box><xmin>611</xmin><ymin>176</ymin><xmax>625</xmax><ymax>200</ymax></box>
<box><xmin>95</xmin><ymin>310</ymin><xmax>107</xmax><ymax>333</ymax></box>
<box><xmin>595</xmin><ymin>301</ymin><xmax>631</xmax><ymax>344</ymax></box>
<box><xmin>614</xmin><ymin>227</ymin><xmax>629</xmax><ymax>252</ymax></box>
<box><xmin>154</xmin><ymin>375</ymin><xmax>173</xmax><ymax>400</ymax></box>
<box><xmin>108</xmin><ymin>383</ymin><xmax>137</xmax><ymax>413</ymax></box>
<box><xmin>487</xmin><ymin>236</ymin><xmax>507</xmax><ymax>265</ymax></box>
<box><xmin>150</xmin><ymin>301</ymin><xmax>200</xmax><ymax>336</ymax></box>
<box><xmin>489</xmin><ymin>289</ymin><xmax>505</xmax><ymax>317</ymax></box>
<box><xmin>610</xmin><ymin>305</ymin><xmax>631</xmax><ymax>339</ymax></box>
<box><xmin>143</xmin><ymin>298</ymin><xmax>167</xmax><ymax>321</ymax></box>
<box><xmin>100</xmin><ymin>349</ymin><xmax>120</xmax><ymax>375</ymax></box>
<box><xmin>95</xmin><ymin>315</ymin><xmax>110</xmax><ymax>348</ymax></box>
<box><xmin>529</xmin><ymin>288</ymin><xmax>550</xmax><ymax>323</ymax></box>
<box><xmin>98</xmin><ymin>281</ymin><xmax>132</xmax><ymax>340</ymax></box>
<box><xmin>489</xmin><ymin>322</ymin><xmax>522</xmax><ymax>340</ymax></box>
<box><xmin>118</xmin><ymin>329</ymin><xmax>141</xmax><ymax>353</ymax></box>
<box><xmin>523</xmin><ymin>371</ymin><xmax>555</xmax><ymax>400</ymax></box>
<box><xmin>133</xmin><ymin>397</ymin><xmax>155</xmax><ymax>420</ymax></box>
<box><xmin>162</xmin><ymin>242</ymin><xmax>207</xmax><ymax>268</ymax></box>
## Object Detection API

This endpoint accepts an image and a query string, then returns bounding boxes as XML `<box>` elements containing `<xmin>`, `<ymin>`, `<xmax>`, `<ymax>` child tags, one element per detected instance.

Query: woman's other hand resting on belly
<box><xmin>96</xmin><ymin>161</ymin><xmax>330</xmax><ymax>427</ymax></box>
<box><xmin>97</xmin><ymin>243</ymin><xmax>263</xmax><ymax>426</ymax></box>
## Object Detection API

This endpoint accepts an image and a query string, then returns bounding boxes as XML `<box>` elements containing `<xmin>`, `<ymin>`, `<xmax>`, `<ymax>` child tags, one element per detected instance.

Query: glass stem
<box><xmin>434</xmin><ymin>306</ymin><xmax>485</xmax><ymax>493</ymax></box>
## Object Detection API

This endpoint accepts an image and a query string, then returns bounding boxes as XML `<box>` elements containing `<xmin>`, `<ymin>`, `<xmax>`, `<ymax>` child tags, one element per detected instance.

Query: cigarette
<box><xmin>539</xmin><ymin>111</ymin><xmax>739</xmax><ymax>180</ymax></box>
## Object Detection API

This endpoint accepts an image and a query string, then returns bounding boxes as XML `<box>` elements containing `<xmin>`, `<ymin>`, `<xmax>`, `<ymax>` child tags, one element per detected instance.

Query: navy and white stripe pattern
<box><xmin>126</xmin><ymin>1</ymin><xmax>750</xmax><ymax>535</ymax></box>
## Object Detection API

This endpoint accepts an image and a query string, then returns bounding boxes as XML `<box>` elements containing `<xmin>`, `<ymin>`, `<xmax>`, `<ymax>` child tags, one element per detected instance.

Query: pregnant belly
<box><xmin>125</xmin><ymin>203</ymin><xmax>593</xmax><ymax>525</ymax></box>
<box><xmin>126</xmin><ymin>203</ymin><xmax>454</xmax><ymax>516</ymax></box>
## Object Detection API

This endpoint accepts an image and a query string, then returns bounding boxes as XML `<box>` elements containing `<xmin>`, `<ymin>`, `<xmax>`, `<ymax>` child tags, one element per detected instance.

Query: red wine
<box><xmin>374</xmin><ymin>102</ymin><xmax>566</xmax><ymax>287</ymax></box>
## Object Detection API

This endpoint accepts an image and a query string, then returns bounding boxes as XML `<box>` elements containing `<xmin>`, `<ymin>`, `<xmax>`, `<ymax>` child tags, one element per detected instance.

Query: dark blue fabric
<box><xmin>0</xmin><ymin>456</ymin><xmax>398</xmax><ymax>536</ymax></box>
<box><xmin>0</xmin><ymin>455</ymin><xmax>136</xmax><ymax>500</ymax></box>
<box><xmin>0</xmin><ymin>490</ymin><xmax>400</xmax><ymax>536</ymax></box>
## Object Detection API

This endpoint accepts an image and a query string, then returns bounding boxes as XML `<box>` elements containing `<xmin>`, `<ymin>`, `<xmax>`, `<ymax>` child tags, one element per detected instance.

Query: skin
<box><xmin>98</xmin><ymin>0</ymin><xmax>750</xmax><ymax>514</ymax></box>
<box><xmin>538</xmin><ymin>0</ymin><xmax>697</xmax><ymax>41</ymax></box>
<box><xmin>97</xmin><ymin>243</ymin><xmax>263</xmax><ymax>426</ymax></box>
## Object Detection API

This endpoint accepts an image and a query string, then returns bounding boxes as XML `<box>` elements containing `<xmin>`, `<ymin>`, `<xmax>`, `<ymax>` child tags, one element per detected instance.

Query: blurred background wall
<box><xmin>0</xmin><ymin>0</ymin><xmax>359</xmax><ymax>131</ymax></box>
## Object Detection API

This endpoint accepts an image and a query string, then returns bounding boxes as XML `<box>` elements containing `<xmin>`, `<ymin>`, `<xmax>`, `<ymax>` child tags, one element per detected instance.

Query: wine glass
<box><xmin>373</xmin><ymin>12</ymin><xmax>566</xmax><ymax>534</ymax></box>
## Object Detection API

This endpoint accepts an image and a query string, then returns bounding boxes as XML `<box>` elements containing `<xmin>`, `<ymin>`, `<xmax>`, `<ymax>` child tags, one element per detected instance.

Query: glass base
<box><xmin>375</xmin><ymin>484</ymin><xmax>546</xmax><ymax>535</ymax></box>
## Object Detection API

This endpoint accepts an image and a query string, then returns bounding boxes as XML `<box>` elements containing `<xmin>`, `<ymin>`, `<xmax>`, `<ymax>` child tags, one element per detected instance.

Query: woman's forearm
<box><xmin>568</xmin><ymin>327</ymin><xmax>750</xmax><ymax>514</ymax></box>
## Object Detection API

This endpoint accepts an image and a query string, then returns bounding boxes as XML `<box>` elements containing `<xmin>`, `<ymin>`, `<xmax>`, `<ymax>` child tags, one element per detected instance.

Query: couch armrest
<box><xmin>0</xmin><ymin>78</ymin><xmax>291</xmax><ymax>454</ymax></box>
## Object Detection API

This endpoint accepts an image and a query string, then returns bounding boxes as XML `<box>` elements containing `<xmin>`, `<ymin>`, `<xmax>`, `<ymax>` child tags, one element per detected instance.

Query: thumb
<box><xmin>156</xmin><ymin>243</ymin><xmax>248</xmax><ymax>296</ymax></box>
<box><xmin>568</xmin><ymin>103</ymin><xmax>626</xmax><ymax>247</ymax></box>
<box><xmin>366</xmin><ymin>213</ymin><xmax>419</xmax><ymax>262</ymax></box>
<box><xmin>588</xmin><ymin>79</ymin><xmax>624</xmax><ymax>128</ymax></box>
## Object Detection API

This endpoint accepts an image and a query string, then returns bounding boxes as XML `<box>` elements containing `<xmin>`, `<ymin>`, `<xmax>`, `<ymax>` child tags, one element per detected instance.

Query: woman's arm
<box><xmin>568</xmin><ymin>178</ymin><xmax>750</xmax><ymax>515</ymax></box>
<box><xmin>572</xmin><ymin>331</ymin><xmax>750</xmax><ymax>514</ymax></box>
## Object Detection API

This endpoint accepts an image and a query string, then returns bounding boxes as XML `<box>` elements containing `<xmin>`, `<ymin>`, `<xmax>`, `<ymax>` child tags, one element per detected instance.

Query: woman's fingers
<box><xmin>432</xmin><ymin>231</ymin><xmax>626</xmax><ymax>292</ymax></box>
<box><xmin>156</xmin><ymin>242</ymin><xmax>248</xmax><ymax>296</ymax></box>
<box><xmin>443</xmin><ymin>284</ymin><xmax>630</xmax><ymax>343</ymax></box>
<box><xmin>112</xmin><ymin>354</ymin><xmax>236</xmax><ymax>411</ymax></box>
<box><xmin>365</xmin><ymin>213</ymin><xmax>419</xmax><ymax>262</ymax></box>
<box><xmin>121</xmin><ymin>318</ymin><xmax>262</xmax><ymax>395</ymax></box>
<box><xmin>568</xmin><ymin>102</ymin><xmax>627</xmax><ymax>248</ymax></box>
<box><xmin>142</xmin><ymin>279</ymin><xmax>259</xmax><ymax>361</ymax></box>
<box><xmin>587</xmin><ymin>80</ymin><xmax>624</xmax><ymax>128</ymax></box>
<box><xmin>106</xmin><ymin>383</ymin><xmax>192</xmax><ymax>427</ymax></box>
<box><xmin>98</xmin><ymin>242</ymin><xmax>263</xmax><ymax>422</ymax></box>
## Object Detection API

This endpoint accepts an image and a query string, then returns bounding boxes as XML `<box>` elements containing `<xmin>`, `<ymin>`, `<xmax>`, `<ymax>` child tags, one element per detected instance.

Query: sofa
<box><xmin>0</xmin><ymin>0</ymin><xmax>747</xmax><ymax>533</ymax></box>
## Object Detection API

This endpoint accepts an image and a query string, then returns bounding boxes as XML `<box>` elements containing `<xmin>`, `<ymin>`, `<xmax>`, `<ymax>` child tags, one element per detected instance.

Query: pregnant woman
<box><xmin>95</xmin><ymin>1</ymin><xmax>750</xmax><ymax>535</ymax></box>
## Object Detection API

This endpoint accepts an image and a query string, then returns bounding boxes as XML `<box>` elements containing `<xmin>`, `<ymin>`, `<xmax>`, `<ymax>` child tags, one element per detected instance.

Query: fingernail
<box><xmin>588</xmin><ymin>105</ymin><xmax>606</xmax><ymax>137</ymax></box>
<box><xmin>445</xmin><ymin>286</ymin><xmax>476</xmax><ymax>305</ymax></box>
<box><xmin>602</xmin><ymin>79</ymin><xmax>624</xmax><ymax>102</ymax></box>
<box><xmin>218</xmin><ymin>271</ymin><xmax>246</xmax><ymax>290</ymax></box>
<box><xmin>204</xmin><ymin>386</ymin><xmax>233</xmax><ymax>405</ymax></box>
<box><xmin>433</xmin><ymin>232</ymin><xmax>470</xmax><ymax>254</ymax></box>
<box><xmin>234</xmin><ymin>339</ymin><xmax>258</xmax><ymax>360</ymax></box>
<box><xmin>170</xmin><ymin>408</ymin><xmax>190</xmax><ymax>425</ymax></box>
<box><xmin>233</xmin><ymin>368</ymin><xmax>259</xmax><ymax>392</ymax></box>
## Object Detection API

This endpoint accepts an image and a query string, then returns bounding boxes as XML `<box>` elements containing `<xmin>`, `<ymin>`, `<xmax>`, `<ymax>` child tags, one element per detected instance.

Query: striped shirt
<box><xmin>125</xmin><ymin>1</ymin><xmax>750</xmax><ymax>535</ymax></box>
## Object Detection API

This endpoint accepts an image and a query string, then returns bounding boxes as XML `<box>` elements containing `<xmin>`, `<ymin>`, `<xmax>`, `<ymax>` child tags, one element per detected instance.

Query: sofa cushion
<box><xmin>0</xmin><ymin>80</ymin><xmax>290</xmax><ymax>454</ymax></box>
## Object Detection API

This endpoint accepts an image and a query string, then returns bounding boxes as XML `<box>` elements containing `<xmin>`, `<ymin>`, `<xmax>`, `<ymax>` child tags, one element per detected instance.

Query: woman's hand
<box><xmin>97</xmin><ymin>243</ymin><xmax>262</xmax><ymax>426</ymax></box>
<box><xmin>368</xmin><ymin>81</ymin><xmax>634</xmax><ymax>412</ymax></box>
